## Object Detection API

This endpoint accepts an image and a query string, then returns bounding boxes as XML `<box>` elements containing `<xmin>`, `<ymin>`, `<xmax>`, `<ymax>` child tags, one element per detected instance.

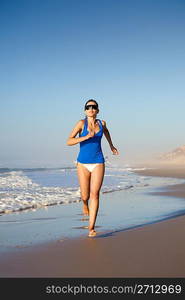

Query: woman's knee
<box><xmin>90</xmin><ymin>191</ymin><xmax>99</xmax><ymax>199</ymax></box>
<box><xmin>81</xmin><ymin>192</ymin><xmax>90</xmax><ymax>202</ymax></box>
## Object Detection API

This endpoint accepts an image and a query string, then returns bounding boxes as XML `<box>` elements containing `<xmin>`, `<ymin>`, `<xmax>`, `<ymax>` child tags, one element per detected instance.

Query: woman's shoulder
<box><xmin>76</xmin><ymin>119</ymin><xmax>85</xmax><ymax>128</ymax></box>
<box><xmin>77</xmin><ymin>119</ymin><xmax>85</xmax><ymax>125</ymax></box>
<box><xmin>101</xmin><ymin>120</ymin><xmax>106</xmax><ymax>126</ymax></box>
<box><xmin>72</xmin><ymin>119</ymin><xmax>84</xmax><ymax>130</ymax></box>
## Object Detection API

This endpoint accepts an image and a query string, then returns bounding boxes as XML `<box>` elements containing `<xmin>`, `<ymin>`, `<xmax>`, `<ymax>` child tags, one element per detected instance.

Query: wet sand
<box><xmin>0</xmin><ymin>166</ymin><xmax>185</xmax><ymax>278</ymax></box>
<box><xmin>134</xmin><ymin>166</ymin><xmax>185</xmax><ymax>200</ymax></box>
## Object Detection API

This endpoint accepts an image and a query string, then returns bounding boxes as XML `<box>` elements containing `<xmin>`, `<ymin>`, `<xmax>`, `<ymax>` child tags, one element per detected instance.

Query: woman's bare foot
<box><xmin>83</xmin><ymin>203</ymin><xmax>89</xmax><ymax>216</ymax></box>
<box><xmin>88</xmin><ymin>229</ymin><xmax>97</xmax><ymax>237</ymax></box>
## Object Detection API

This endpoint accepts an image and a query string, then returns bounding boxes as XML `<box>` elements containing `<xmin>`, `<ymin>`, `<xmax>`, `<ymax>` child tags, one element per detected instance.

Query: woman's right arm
<box><xmin>67</xmin><ymin>120</ymin><xmax>92</xmax><ymax>146</ymax></box>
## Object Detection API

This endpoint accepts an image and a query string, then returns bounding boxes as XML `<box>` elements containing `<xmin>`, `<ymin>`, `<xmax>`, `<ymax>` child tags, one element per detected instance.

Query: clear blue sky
<box><xmin>1</xmin><ymin>0</ymin><xmax>185</xmax><ymax>167</ymax></box>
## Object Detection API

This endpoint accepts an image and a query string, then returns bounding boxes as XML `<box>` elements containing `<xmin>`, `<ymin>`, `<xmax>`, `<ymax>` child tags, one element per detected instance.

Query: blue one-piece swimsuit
<box><xmin>77</xmin><ymin>118</ymin><xmax>105</xmax><ymax>164</ymax></box>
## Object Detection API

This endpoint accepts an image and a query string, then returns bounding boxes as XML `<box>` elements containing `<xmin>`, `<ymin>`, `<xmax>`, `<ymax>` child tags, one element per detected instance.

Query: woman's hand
<box><xmin>110</xmin><ymin>145</ymin><xmax>119</xmax><ymax>155</ymax></box>
<box><xmin>86</xmin><ymin>130</ymin><xmax>95</xmax><ymax>139</ymax></box>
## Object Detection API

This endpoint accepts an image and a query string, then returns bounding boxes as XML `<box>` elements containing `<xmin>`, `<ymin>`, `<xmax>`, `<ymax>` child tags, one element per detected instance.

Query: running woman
<box><xmin>67</xmin><ymin>99</ymin><xmax>119</xmax><ymax>237</ymax></box>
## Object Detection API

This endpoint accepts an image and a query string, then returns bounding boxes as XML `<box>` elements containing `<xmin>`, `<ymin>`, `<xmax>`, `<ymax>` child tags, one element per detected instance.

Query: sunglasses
<box><xmin>85</xmin><ymin>104</ymin><xmax>98</xmax><ymax>110</ymax></box>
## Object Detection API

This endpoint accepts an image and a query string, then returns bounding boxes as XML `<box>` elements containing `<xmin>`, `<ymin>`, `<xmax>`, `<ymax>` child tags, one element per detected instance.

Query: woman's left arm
<box><xmin>102</xmin><ymin>120</ymin><xmax>119</xmax><ymax>155</ymax></box>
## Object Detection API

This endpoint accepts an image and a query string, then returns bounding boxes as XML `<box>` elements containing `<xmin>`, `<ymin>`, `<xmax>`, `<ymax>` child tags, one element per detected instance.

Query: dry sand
<box><xmin>0</xmin><ymin>166</ymin><xmax>185</xmax><ymax>278</ymax></box>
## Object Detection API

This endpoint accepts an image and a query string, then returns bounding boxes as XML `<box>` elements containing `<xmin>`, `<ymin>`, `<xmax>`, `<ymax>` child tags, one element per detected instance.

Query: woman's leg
<box><xmin>77</xmin><ymin>163</ymin><xmax>91</xmax><ymax>215</ymax></box>
<box><xmin>89</xmin><ymin>163</ymin><xmax>105</xmax><ymax>235</ymax></box>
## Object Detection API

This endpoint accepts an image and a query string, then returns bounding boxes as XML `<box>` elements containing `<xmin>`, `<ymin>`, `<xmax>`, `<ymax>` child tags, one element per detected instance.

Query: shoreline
<box><xmin>0</xmin><ymin>166</ymin><xmax>185</xmax><ymax>278</ymax></box>
<box><xmin>133</xmin><ymin>164</ymin><xmax>185</xmax><ymax>179</ymax></box>
<box><xmin>133</xmin><ymin>166</ymin><xmax>185</xmax><ymax>199</ymax></box>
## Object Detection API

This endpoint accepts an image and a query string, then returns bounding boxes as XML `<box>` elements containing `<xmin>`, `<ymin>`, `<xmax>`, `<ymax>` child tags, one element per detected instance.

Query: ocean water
<box><xmin>0</xmin><ymin>165</ymin><xmax>185</xmax><ymax>251</ymax></box>
<box><xmin>0</xmin><ymin>165</ymin><xmax>184</xmax><ymax>215</ymax></box>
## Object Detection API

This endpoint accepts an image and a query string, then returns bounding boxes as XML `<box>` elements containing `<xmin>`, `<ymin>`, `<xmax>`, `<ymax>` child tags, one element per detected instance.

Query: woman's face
<box><xmin>84</xmin><ymin>101</ymin><xmax>99</xmax><ymax>118</ymax></box>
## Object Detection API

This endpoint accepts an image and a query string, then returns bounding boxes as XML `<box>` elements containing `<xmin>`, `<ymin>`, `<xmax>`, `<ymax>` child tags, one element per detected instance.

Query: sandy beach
<box><xmin>134</xmin><ymin>165</ymin><xmax>185</xmax><ymax>200</ymax></box>
<box><xmin>0</xmin><ymin>165</ymin><xmax>185</xmax><ymax>278</ymax></box>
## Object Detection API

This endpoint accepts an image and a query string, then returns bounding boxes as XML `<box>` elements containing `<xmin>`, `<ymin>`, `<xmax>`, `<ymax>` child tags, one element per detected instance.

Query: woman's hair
<box><xmin>84</xmin><ymin>99</ymin><xmax>99</xmax><ymax>110</ymax></box>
